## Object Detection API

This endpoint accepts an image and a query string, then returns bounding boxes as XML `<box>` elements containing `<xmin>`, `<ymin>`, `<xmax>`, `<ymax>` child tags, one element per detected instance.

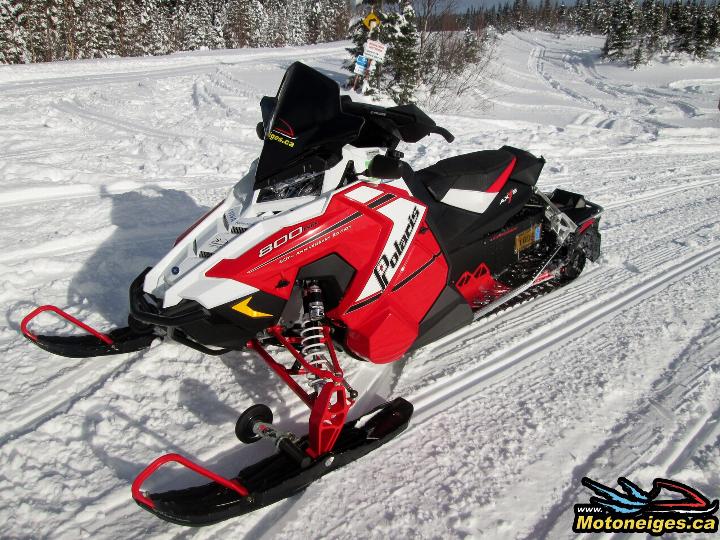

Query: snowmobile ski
<box><xmin>132</xmin><ymin>398</ymin><xmax>413</xmax><ymax>526</ymax></box>
<box><xmin>21</xmin><ymin>305</ymin><xmax>155</xmax><ymax>358</ymax></box>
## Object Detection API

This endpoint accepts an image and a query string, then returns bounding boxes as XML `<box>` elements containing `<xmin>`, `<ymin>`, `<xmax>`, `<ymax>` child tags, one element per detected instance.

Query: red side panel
<box><xmin>207</xmin><ymin>182</ymin><xmax>449</xmax><ymax>364</ymax></box>
<box><xmin>335</xmin><ymin>207</ymin><xmax>448</xmax><ymax>363</ymax></box>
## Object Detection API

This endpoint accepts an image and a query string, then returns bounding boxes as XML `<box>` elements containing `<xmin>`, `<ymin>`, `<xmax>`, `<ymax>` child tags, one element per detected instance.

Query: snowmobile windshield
<box><xmin>254</xmin><ymin>62</ymin><xmax>364</xmax><ymax>190</ymax></box>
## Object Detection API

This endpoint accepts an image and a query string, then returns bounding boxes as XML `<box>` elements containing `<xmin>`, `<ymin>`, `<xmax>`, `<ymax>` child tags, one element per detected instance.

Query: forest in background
<box><xmin>458</xmin><ymin>0</ymin><xmax>720</xmax><ymax>64</ymax></box>
<box><xmin>1</xmin><ymin>0</ymin><xmax>718</xmax><ymax>68</ymax></box>
<box><xmin>0</xmin><ymin>0</ymin><xmax>349</xmax><ymax>64</ymax></box>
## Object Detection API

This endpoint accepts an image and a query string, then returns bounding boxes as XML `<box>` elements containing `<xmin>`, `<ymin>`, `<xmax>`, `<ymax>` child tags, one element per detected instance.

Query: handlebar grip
<box><xmin>432</xmin><ymin>126</ymin><xmax>455</xmax><ymax>143</ymax></box>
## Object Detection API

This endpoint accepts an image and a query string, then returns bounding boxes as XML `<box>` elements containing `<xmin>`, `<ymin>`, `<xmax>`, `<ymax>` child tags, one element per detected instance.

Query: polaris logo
<box><xmin>373</xmin><ymin>206</ymin><xmax>421</xmax><ymax>289</ymax></box>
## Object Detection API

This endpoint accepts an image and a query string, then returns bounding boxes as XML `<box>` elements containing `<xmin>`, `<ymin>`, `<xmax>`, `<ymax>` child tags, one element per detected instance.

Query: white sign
<box><xmin>354</xmin><ymin>55</ymin><xmax>369</xmax><ymax>75</ymax></box>
<box><xmin>363</xmin><ymin>40</ymin><xmax>387</xmax><ymax>63</ymax></box>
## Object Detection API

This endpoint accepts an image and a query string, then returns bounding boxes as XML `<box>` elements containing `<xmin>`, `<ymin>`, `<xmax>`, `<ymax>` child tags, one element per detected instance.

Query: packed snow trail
<box><xmin>0</xmin><ymin>34</ymin><xmax>718</xmax><ymax>539</ymax></box>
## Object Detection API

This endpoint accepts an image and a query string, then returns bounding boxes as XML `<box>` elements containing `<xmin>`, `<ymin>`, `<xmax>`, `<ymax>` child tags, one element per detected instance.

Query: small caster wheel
<box><xmin>236</xmin><ymin>404</ymin><xmax>273</xmax><ymax>444</ymax></box>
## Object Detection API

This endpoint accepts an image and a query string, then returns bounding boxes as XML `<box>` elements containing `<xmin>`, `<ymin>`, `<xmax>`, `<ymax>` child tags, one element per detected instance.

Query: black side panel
<box><xmin>500</xmin><ymin>145</ymin><xmax>545</xmax><ymax>186</ymax></box>
<box><xmin>182</xmin><ymin>292</ymin><xmax>287</xmax><ymax>349</ymax></box>
<box><xmin>296</xmin><ymin>253</ymin><xmax>356</xmax><ymax>311</ymax></box>
<box><xmin>412</xmin><ymin>285</ymin><xmax>473</xmax><ymax>350</ymax></box>
<box><xmin>404</xmin><ymin>168</ymin><xmax>485</xmax><ymax>252</ymax></box>
<box><xmin>407</xmin><ymin>169</ymin><xmax>534</xmax><ymax>257</ymax></box>
<box><xmin>448</xmin><ymin>210</ymin><xmax>543</xmax><ymax>283</ymax></box>
<box><xmin>457</xmin><ymin>179</ymin><xmax>533</xmax><ymax>248</ymax></box>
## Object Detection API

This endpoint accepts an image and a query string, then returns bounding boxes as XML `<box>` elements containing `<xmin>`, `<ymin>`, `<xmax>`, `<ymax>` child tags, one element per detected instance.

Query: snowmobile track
<box><xmin>525</xmin><ymin>315</ymin><xmax>720</xmax><ymax>540</ymax></box>
<box><xmin>408</xmin><ymin>242</ymin><xmax>720</xmax><ymax>425</ymax></box>
<box><xmin>0</xmin><ymin>46</ymin><xmax>349</xmax><ymax>96</ymax></box>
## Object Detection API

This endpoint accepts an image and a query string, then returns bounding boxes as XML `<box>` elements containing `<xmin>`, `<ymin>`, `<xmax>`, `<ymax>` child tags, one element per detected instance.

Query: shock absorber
<box><xmin>300</xmin><ymin>282</ymin><xmax>330</xmax><ymax>393</ymax></box>
<box><xmin>299</xmin><ymin>282</ymin><xmax>358</xmax><ymax>399</ymax></box>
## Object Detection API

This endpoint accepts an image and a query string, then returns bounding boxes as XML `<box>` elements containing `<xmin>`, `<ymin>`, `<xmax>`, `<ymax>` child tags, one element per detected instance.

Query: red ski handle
<box><xmin>21</xmin><ymin>305</ymin><xmax>114</xmax><ymax>345</ymax></box>
<box><xmin>132</xmin><ymin>453</ymin><xmax>250</xmax><ymax>509</ymax></box>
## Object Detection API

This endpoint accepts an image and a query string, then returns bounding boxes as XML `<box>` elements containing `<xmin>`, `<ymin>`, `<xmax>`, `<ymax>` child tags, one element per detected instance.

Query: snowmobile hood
<box><xmin>255</xmin><ymin>62</ymin><xmax>365</xmax><ymax>188</ymax></box>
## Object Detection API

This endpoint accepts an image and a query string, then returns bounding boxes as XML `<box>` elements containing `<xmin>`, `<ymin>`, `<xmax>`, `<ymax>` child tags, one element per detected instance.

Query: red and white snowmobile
<box><xmin>22</xmin><ymin>62</ymin><xmax>602</xmax><ymax>525</ymax></box>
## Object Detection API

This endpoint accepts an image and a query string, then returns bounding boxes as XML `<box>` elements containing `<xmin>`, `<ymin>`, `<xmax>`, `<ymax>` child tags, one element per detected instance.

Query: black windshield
<box><xmin>255</xmin><ymin>62</ymin><xmax>364</xmax><ymax>189</ymax></box>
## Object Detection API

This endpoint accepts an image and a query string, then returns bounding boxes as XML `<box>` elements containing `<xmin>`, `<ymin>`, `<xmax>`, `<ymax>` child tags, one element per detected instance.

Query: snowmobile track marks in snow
<box><xmin>408</xmin><ymin>242</ymin><xmax>720</xmax><ymax>426</ymax></box>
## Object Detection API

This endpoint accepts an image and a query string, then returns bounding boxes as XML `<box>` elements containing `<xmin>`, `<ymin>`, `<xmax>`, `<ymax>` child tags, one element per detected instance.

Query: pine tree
<box><xmin>631</xmin><ymin>38</ymin><xmax>645</xmax><ymax>66</ymax></box>
<box><xmin>384</xmin><ymin>1</ymin><xmax>420</xmax><ymax>104</ymax></box>
<box><xmin>673</xmin><ymin>0</ymin><xmax>696</xmax><ymax>54</ymax></box>
<box><xmin>644</xmin><ymin>0</ymin><xmax>665</xmax><ymax>54</ymax></box>
<box><xmin>225</xmin><ymin>0</ymin><xmax>253</xmax><ymax>48</ymax></box>
<box><xmin>76</xmin><ymin>0</ymin><xmax>118</xmax><ymax>58</ymax></box>
<box><xmin>138</xmin><ymin>0</ymin><xmax>172</xmax><ymax>56</ymax></box>
<box><xmin>692</xmin><ymin>0</ymin><xmax>712</xmax><ymax>58</ymax></box>
<box><xmin>345</xmin><ymin>14</ymin><xmax>369</xmax><ymax>83</ymax></box>
<box><xmin>185</xmin><ymin>1</ymin><xmax>221</xmax><ymax>50</ymax></box>
<box><xmin>707</xmin><ymin>1</ymin><xmax>719</xmax><ymax>46</ymax></box>
<box><xmin>602</xmin><ymin>0</ymin><xmax>636</xmax><ymax>60</ymax></box>
<box><xmin>0</xmin><ymin>0</ymin><xmax>16</xmax><ymax>63</ymax></box>
<box><xmin>4</xmin><ymin>0</ymin><xmax>31</xmax><ymax>63</ymax></box>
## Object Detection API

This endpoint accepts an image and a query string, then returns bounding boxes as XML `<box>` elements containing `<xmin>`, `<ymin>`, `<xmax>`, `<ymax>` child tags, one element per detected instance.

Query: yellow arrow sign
<box><xmin>363</xmin><ymin>12</ymin><xmax>381</xmax><ymax>30</ymax></box>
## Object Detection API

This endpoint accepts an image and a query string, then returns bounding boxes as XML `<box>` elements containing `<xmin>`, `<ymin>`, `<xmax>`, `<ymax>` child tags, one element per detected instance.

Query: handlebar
<box><xmin>341</xmin><ymin>97</ymin><xmax>454</xmax><ymax>145</ymax></box>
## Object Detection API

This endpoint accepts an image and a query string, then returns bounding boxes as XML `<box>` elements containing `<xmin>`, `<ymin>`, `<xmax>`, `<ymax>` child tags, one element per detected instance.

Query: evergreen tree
<box><xmin>225</xmin><ymin>0</ymin><xmax>253</xmax><ymax>48</ymax></box>
<box><xmin>4</xmin><ymin>0</ymin><xmax>31</xmax><ymax>63</ymax></box>
<box><xmin>384</xmin><ymin>1</ymin><xmax>420</xmax><ymax>104</ymax></box>
<box><xmin>707</xmin><ymin>1</ymin><xmax>719</xmax><ymax>46</ymax></box>
<box><xmin>691</xmin><ymin>0</ymin><xmax>712</xmax><ymax>58</ymax></box>
<box><xmin>672</xmin><ymin>0</ymin><xmax>696</xmax><ymax>54</ymax></box>
<box><xmin>345</xmin><ymin>13</ymin><xmax>369</xmax><ymax>82</ymax></box>
<box><xmin>0</xmin><ymin>0</ymin><xmax>16</xmax><ymax>63</ymax></box>
<box><xmin>645</xmin><ymin>0</ymin><xmax>665</xmax><ymax>53</ymax></box>
<box><xmin>630</xmin><ymin>37</ymin><xmax>645</xmax><ymax>66</ymax></box>
<box><xmin>602</xmin><ymin>0</ymin><xmax>636</xmax><ymax>60</ymax></box>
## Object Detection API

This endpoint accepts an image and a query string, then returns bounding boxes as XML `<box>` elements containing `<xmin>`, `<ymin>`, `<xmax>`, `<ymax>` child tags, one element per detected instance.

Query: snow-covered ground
<box><xmin>1</xmin><ymin>33</ymin><xmax>719</xmax><ymax>539</ymax></box>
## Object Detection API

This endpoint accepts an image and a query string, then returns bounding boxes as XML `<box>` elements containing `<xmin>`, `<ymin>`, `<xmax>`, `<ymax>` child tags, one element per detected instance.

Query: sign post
<box><xmin>352</xmin><ymin>54</ymin><xmax>369</xmax><ymax>91</ymax></box>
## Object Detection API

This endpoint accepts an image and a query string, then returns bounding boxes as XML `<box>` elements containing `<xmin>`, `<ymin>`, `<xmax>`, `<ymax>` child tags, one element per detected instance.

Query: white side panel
<box><xmin>161</xmin><ymin>196</ymin><xmax>330</xmax><ymax>308</ymax></box>
<box><xmin>179</xmin><ymin>279</ymin><xmax>258</xmax><ymax>309</ymax></box>
<box><xmin>441</xmin><ymin>188</ymin><xmax>497</xmax><ymax>213</ymax></box>
<box><xmin>357</xmin><ymin>198</ymin><xmax>423</xmax><ymax>300</ymax></box>
<box><xmin>345</xmin><ymin>185</ymin><xmax>383</xmax><ymax>203</ymax></box>
<box><xmin>144</xmin><ymin>150</ymin><xmax>388</xmax><ymax>310</ymax></box>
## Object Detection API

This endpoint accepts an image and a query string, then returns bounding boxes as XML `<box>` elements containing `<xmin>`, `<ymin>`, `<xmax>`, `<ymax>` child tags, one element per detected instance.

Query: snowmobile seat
<box><xmin>404</xmin><ymin>146</ymin><xmax>545</xmax><ymax>262</ymax></box>
<box><xmin>500</xmin><ymin>145</ymin><xmax>545</xmax><ymax>187</ymax></box>
<box><xmin>421</xmin><ymin>149</ymin><xmax>516</xmax><ymax>213</ymax></box>
<box><xmin>420</xmin><ymin>146</ymin><xmax>543</xmax><ymax>215</ymax></box>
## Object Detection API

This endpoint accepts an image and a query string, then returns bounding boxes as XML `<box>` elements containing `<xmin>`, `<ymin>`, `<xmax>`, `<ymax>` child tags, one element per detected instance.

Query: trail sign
<box><xmin>354</xmin><ymin>55</ymin><xmax>369</xmax><ymax>75</ymax></box>
<box><xmin>363</xmin><ymin>40</ymin><xmax>387</xmax><ymax>63</ymax></box>
<box><xmin>363</xmin><ymin>11</ymin><xmax>381</xmax><ymax>30</ymax></box>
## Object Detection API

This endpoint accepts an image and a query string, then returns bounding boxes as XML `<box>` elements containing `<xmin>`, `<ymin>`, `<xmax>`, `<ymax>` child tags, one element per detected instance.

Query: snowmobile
<box><xmin>21</xmin><ymin>62</ymin><xmax>602</xmax><ymax>526</ymax></box>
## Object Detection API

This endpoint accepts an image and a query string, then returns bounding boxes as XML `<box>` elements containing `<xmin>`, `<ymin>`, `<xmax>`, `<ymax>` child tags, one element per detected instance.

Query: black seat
<box><xmin>422</xmin><ymin>146</ymin><xmax>544</xmax><ymax>207</ymax></box>
<box><xmin>403</xmin><ymin>146</ymin><xmax>545</xmax><ymax>280</ymax></box>
<box><xmin>501</xmin><ymin>145</ymin><xmax>545</xmax><ymax>187</ymax></box>
<box><xmin>422</xmin><ymin>150</ymin><xmax>516</xmax><ymax>204</ymax></box>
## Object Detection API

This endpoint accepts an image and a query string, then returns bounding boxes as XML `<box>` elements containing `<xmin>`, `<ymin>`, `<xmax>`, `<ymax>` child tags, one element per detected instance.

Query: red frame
<box><xmin>21</xmin><ymin>305</ymin><xmax>114</xmax><ymax>345</ymax></box>
<box><xmin>131</xmin><ymin>453</ymin><xmax>249</xmax><ymax>509</ymax></box>
<box><xmin>247</xmin><ymin>325</ymin><xmax>353</xmax><ymax>457</ymax></box>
